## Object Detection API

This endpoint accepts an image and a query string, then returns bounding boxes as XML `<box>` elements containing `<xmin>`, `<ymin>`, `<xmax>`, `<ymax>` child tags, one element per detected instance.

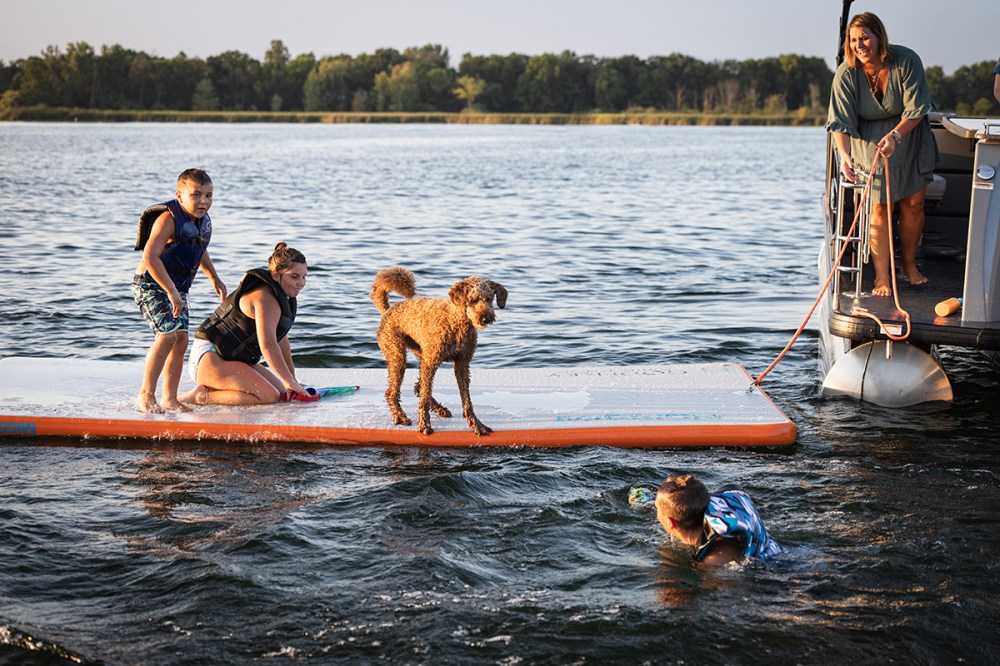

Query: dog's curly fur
<box><xmin>371</xmin><ymin>266</ymin><xmax>508</xmax><ymax>435</ymax></box>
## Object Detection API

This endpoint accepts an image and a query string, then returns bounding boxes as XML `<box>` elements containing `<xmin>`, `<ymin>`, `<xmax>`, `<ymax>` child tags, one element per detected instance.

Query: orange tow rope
<box><xmin>844</xmin><ymin>154</ymin><xmax>912</xmax><ymax>342</ymax></box>
<box><xmin>753</xmin><ymin>153</ymin><xmax>910</xmax><ymax>388</ymax></box>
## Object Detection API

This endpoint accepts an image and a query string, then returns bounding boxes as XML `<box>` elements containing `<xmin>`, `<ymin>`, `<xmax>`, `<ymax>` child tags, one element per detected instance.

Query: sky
<box><xmin>2</xmin><ymin>0</ymin><xmax>998</xmax><ymax>74</ymax></box>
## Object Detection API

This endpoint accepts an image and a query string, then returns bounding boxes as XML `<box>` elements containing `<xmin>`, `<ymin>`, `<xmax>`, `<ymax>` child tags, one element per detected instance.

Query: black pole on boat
<box><xmin>837</xmin><ymin>0</ymin><xmax>856</xmax><ymax>66</ymax></box>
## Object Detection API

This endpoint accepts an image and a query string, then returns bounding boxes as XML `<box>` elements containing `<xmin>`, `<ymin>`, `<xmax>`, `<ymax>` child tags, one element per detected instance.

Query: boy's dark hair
<box><xmin>656</xmin><ymin>474</ymin><xmax>710</xmax><ymax>530</ymax></box>
<box><xmin>177</xmin><ymin>168</ymin><xmax>212</xmax><ymax>187</ymax></box>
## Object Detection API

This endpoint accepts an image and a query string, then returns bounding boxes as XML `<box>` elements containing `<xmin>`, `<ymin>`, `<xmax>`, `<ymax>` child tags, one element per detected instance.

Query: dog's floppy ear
<box><xmin>448</xmin><ymin>279</ymin><xmax>471</xmax><ymax>306</ymax></box>
<box><xmin>488</xmin><ymin>281</ymin><xmax>508</xmax><ymax>309</ymax></box>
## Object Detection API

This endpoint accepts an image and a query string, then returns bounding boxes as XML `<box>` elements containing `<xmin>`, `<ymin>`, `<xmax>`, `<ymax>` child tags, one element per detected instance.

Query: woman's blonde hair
<box><xmin>844</xmin><ymin>12</ymin><xmax>892</xmax><ymax>69</ymax></box>
<box><xmin>268</xmin><ymin>242</ymin><xmax>307</xmax><ymax>274</ymax></box>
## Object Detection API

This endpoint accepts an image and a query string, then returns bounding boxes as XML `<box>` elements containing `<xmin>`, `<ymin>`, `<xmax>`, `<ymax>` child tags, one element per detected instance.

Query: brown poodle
<box><xmin>371</xmin><ymin>266</ymin><xmax>508</xmax><ymax>435</ymax></box>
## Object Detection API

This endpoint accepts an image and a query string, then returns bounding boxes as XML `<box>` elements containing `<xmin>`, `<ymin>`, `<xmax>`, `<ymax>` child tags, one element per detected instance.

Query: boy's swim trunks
<box><xmin>132</xmin><ymin>273</ymin><xmax>188</xmax><ymax>334</ymax></box>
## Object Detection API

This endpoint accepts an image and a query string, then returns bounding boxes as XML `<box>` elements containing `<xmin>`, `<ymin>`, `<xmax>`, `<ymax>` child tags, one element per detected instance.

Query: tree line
<box><xmin>1</xmin><ymin>40</ymin><xmax>996</xmax><ymax>117</ymax></box>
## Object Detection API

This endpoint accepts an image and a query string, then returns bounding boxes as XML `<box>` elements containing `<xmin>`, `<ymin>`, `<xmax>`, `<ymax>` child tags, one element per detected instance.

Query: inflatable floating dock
<box><xmin>0</xmin><ymin>357</ymin><xmax>796</xmax><ymax>448</ymax></box>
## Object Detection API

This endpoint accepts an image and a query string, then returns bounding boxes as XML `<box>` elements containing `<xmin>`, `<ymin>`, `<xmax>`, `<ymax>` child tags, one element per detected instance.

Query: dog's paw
<box><xmin>393</xmin><ymin>414</ymin><xmax>412</xmax><ymax>426</ymax></box>
<box><xmin>433</xmin><ymin>405</ymin><xmax>452</xmax><ymax>418</ymax></box>
<box><xmin>418</xmin><ymin>424</ymin><xmax>434</xmax><ymax>435</ymax></box>
<box><xmin>472</xmin><ymin>421</ymin><xmax>493</xmax><ymax>436</ymax></box>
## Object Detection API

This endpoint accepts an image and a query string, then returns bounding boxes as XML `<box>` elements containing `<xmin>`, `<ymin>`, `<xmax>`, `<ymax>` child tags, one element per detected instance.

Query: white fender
<box><xmin>821</xmin><ymin>340</ymin><xmax>953</xmax><ymax>407</ymax></box>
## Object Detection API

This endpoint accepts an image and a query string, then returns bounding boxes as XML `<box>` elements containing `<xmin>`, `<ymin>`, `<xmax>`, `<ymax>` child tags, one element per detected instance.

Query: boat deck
<box><xmin>831</xmin><ymin>256</ymin><xmax>1000</xmax><ymax>349</ymax></box>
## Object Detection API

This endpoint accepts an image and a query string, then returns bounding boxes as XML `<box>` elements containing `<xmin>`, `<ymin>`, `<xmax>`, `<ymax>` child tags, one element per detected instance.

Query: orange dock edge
<box><xmin>0</xmin><ymin>414</ymin><xmax>797</xmax><ymax>448</ymax></box>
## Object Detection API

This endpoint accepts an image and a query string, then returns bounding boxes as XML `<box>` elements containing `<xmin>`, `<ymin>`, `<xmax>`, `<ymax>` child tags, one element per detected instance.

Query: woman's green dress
<box><xmin>826</xmin><ymin>44</ymin><xmax>938</xmax><ymax>204</ymax></box>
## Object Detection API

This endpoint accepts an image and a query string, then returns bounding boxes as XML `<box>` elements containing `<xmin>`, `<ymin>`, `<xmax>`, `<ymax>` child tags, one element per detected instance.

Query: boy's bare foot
<box><xmin>161</xmin><ymin>399</ymin><xmax>193</xmax><ymax>412</ymax></box>
<box><xmin>901</xmin><ymin>266</ymin><xmax>929</xmax><ymax>286</ymax></box>
<box><xmin>136</xmin><ymin>392</ymin><xmax>165</xmax><ymax>414</ymax></box>
<box><xmin>178</xmin><ymin>385</ymin><xmax>210</xmax><ymax>405</ymax></box>
<box><xmin>872</xmin><ymin>276</ymin><xmax>892</xmax><ymax>297</ymax></box>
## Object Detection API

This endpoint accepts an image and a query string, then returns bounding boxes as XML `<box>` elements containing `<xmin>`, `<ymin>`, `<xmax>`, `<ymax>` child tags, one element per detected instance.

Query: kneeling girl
<box><xmin>184</xmin><ymin>242</ymin><xmax>311</xmax><ymax>405</ymax></box>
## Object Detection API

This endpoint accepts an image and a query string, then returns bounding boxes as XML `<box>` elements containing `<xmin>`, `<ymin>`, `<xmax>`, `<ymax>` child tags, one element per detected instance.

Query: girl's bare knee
<box><xmin>259</xmin><ymin>387</ymin><xmax>282</xmax><ymax>404</ymax></box>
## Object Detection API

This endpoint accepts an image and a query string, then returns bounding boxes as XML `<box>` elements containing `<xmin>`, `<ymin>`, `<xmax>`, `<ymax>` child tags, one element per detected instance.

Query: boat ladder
<box><xmin>831</xmin><ymin>175</ymin><xmax>871</xmax><ymax>299</ymax></box>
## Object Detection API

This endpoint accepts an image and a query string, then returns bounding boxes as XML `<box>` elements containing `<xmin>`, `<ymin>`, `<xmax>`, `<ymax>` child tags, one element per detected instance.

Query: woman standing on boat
<box><xmin>827</xmin><ymin>12</ymin><xmax>938</xmax><ymax>297</ymax></box>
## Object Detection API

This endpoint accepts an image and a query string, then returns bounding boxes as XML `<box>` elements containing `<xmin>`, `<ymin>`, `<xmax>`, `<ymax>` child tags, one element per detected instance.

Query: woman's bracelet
<box><xmin>891</xmin><ymin>129</ymin><xmax>902</xmax><ymax>142</ymax></box>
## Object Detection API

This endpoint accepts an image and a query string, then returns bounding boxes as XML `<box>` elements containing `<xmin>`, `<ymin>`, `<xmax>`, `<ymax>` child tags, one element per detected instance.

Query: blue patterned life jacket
<box><xmin>135</xmin><ymin>199</ymin><xmax>212</xmax><ymax>293</ymax></box>
<box><xmin>693</xmin><ymin>486</ymin><xmax>782</xmax><ymax>562</ymax></box>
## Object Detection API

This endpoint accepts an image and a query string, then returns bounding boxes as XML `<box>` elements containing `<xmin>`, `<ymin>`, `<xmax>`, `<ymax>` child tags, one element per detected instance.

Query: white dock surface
<box><xmin>0</xmin><ymin>357</ymin><xmax>796</xmax><ymax>448</ymax></box>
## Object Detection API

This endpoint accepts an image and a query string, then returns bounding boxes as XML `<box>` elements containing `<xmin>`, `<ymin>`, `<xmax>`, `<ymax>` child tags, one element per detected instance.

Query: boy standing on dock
<box><xmin>132</xmin><ymin>168</ymin><xmax>226</xmax><ymax>413</ymax></box>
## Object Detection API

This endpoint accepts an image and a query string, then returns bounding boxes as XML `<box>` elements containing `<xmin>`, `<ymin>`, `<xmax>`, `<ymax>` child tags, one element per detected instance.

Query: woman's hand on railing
<box><xmin>840</xmin><ymin>155</ymin><xmax>858</xmax><ymax>184</ymax></box>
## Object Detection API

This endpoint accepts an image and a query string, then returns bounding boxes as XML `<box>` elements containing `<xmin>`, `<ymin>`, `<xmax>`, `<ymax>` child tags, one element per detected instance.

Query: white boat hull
<box><xmin>820</xmin><ymin>340</ymin><xmax>953</xmax><ymax>407</ymax></box>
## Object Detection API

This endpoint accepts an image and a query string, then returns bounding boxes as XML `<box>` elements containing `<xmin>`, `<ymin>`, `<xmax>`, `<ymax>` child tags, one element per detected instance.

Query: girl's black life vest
<box><xmin>134</xmin><ymin>199</ymin><xmax>212</xmax><ymax>293</ymax></box>
<box><xmin>195</xmin><ymin>267</ymin><xmax>296</xmax><ymax>365</ymax></box>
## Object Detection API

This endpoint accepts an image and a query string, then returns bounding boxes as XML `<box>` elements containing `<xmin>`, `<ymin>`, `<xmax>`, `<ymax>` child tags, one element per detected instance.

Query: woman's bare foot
<box><xmin>136</xmin><ymin>391</ymin><xmax>164</xmax><ymax>414</ymax></box>
<box><xmin>161</xmin><ymin>399</ymin><xmax>193</xmax><ymax>412</ymax></box>
<box><xmin>872</xmin><ymin>276</ymin><xmax>892</xmax><ymax>297</ymax></box>
<box><xmin>178</xmin><ymin>384</ymin><xmax>210</xmax><ymax>405</ymax></box>
<box><xmin>901</xmin><ymin>266</ymin><xmax>929</xmax><ymax>286</ymax></box>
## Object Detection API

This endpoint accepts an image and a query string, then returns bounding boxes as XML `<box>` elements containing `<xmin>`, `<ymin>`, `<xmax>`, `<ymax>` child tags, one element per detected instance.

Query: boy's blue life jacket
<box><xmin>195</xmin><ymin>267</ymin><xmax>296</xmax><ymax>365</ymax></box>
<box><xmin>134</xmin><ymin>199</ymin><xmax>212</xmax><ymax>293</ymax></box>
<box><xmin>694</xmin><ymin>485</ymin><xmax>782</xmax><ymax>562</ymax></box>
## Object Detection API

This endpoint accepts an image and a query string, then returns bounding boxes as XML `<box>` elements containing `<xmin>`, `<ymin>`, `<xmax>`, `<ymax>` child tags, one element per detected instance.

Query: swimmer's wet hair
<box><xmin>269</xmin><ymin>242</ymin><xmax>307</xmax><ymax>274</ymax></box>
<box><xmin>656</xmin><ymin>474</ymin><xmax>710</xmax><ymax>530</ymax></box>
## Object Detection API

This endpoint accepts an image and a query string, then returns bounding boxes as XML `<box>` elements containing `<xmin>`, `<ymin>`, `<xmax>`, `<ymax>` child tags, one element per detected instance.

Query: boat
<box><xmin>818</xmin><ymin>0</ymin><xmax>1000</xmax><ymax>406</ymax></box>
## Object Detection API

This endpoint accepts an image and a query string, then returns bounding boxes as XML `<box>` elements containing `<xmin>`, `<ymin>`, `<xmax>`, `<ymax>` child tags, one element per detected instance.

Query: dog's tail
<box><xmin>371</xmin><ymin>266</ymin><xmax>417</xmax><ymax>314</ymax></box>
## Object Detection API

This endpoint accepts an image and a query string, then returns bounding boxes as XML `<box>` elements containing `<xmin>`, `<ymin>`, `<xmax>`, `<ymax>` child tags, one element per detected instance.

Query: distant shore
<box><xmin>0</xmin><ymin>106</ymin><xmax>826</xmax><ymax>126</ymax></box>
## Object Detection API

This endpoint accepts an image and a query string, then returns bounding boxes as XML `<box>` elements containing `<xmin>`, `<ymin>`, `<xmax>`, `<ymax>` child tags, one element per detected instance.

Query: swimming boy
<box><xmin>132</xmin><ymin>168</ymin><xmax>226</xmax><ymax>413</ymax></box>
<box><xmin>655</xmin><ymin>474</ymin><xmax>782</xmax><ymax>565</ymax></box>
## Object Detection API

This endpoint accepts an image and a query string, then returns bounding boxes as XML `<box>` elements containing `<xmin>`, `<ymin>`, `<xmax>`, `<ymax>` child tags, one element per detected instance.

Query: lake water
<box><xmin>1</xmin><ymin>122</ymin><xmax>998</xmax><ymax>665</ymax></box>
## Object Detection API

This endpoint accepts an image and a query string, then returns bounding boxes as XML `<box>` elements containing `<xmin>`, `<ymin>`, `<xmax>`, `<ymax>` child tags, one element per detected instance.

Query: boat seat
<box><xmin>926</xmin><ymin>173</ymin><xmax>946</xmax><ymax>202</ymax></box>
<box><xmin>919</xmin><ymin>173</ymin><xmax>958</xmax><ymax>260</ymax></box>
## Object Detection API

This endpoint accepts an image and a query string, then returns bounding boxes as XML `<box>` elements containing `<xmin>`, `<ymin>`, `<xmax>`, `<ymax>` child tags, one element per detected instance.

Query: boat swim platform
<box><xmin>0</xmin><ymin>357</ymin><xmax>796</xmax><ymax>448</ymax></box>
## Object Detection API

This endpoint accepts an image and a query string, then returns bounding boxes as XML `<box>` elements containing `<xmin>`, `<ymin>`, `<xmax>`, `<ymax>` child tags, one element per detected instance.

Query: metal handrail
<box><xmin>832</xmin><ymin>175</ymin><xmax>869</xmax><ymax>298</ymax></box>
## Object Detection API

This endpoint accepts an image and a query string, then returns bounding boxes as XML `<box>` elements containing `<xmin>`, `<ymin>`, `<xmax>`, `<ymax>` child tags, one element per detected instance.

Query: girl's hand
<box><xmin>282</xmin><ymin>382</ymin><xmax>320</xmax><ymax>402</ymax></box>
<box><xmin>285</xmin><ymin>380</ymin><xmax>308</xmax><ymax>396</ymax></box>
